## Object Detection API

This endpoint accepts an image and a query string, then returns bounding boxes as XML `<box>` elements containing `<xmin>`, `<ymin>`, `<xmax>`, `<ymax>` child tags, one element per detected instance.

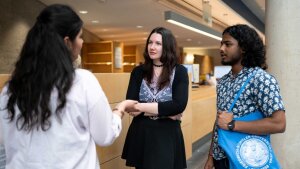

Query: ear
<box><xmin>64</xmin><ymin>36</ymin><xmax>72</xmax><ymax>49</ymax></box>
<box><xmin>240</xmin><ymin>48</ymin><xmax>245</xmax><ymax>54</ymax></box>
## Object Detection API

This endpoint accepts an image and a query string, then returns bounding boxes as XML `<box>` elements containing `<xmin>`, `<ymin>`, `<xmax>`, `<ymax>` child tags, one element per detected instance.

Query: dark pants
<box><xmin>213</xmin><ymin>158</ymin><xmax>229</xmax><ymax>169</ymax></box>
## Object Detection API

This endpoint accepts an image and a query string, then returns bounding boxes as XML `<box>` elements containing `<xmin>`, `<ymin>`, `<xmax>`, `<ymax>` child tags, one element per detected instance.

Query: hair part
<box><xmin>143</xmin><ymin>27</ymin><xmax>178</xmax><ymax>89</ymax></box>
<box><xmin>223</xmin><ymin>24</ymin><xmax>267</xmax><ymax>69</ymax></box>
<box><xmin>6</xmin><ymin>4</ymin><xmax>83</xmax><ymax>131</ymax></box>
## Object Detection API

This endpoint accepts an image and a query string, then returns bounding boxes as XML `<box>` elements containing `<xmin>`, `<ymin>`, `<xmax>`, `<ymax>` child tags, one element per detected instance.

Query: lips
<box><xmin>220</xmin><ymin>53</ymin><xmax>226</xmax><ymax>57</ymax></box>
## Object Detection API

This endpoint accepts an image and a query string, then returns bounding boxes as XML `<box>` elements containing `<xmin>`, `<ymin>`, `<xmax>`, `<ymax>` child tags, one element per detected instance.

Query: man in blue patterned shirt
<box><xmin>204</xmin><ymin>24</ymin><xmax>286</xmax><ymax>169</ymax></box>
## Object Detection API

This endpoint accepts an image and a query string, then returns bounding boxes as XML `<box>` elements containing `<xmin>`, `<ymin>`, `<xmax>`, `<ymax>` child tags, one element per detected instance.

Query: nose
<box><xmin>220</xmin><ymin>44</ymin><xmax>225</xmax><ymax>51</ymax></box>
<box><xmin>149</xmin><ymin>43</ymin><xmax>155</xmax><ymax>49</ymax></box>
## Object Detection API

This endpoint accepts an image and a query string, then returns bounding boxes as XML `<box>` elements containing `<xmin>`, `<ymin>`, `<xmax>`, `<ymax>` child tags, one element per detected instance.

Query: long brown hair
<box><xmin>143</xmin><ymin>27</ymin><xmax>178</xmax><ymax>89</ymax></box>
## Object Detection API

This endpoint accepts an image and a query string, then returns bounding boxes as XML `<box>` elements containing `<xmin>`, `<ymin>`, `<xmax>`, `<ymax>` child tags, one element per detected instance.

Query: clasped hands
<box><xmin>216</xmin><ymin>111</ymin><xmax>233</xmax><ymax>130</ymax></box>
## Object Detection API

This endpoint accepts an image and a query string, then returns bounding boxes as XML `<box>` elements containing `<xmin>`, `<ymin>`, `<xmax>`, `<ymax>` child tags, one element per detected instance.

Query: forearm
<box><xmin>135</xmin><ymin>102</ymin><xmax>158</xmax><ymax>115</ymax></box>
<box><xmin>234</xmin><ymin>110</ymin><xmax>286</xmax><ymax>134</ymax></box>
<box><xmin>235</xmin><ymin>117</ymin><xmax>285</xmax><ymax>135</ymax></box>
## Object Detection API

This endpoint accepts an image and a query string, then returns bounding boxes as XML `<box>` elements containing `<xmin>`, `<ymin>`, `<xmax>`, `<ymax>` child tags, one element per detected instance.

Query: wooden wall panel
<box><xmin>191</xmin><ymin>87</ymin><xmax>216</xmax><ymax>143</ymax></box>
<box><xmin>0</xmin><ymin>74</ymin><xmax>10</xmax><ymax>90</ymax></box>
<box><xmin>94</xmin><ymin>73</ymin><xmax>130</xmax><ymax>103</ymax></box>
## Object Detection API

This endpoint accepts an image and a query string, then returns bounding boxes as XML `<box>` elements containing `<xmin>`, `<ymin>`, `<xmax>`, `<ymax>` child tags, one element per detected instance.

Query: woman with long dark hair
<box><xmin>0</xmin><ymin>4</ymin><xmax>135</xmax><ymax>169</ymax></box>
<box><xmin>122</xmin><ymin>27</ymin><xmax>189</xmax><ymax>169</ymax></box>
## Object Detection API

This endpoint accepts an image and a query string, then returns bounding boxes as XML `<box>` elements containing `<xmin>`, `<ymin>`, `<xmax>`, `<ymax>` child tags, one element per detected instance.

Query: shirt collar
<box><xmin>228</xmin><ymin>67</ymin><xmax>257</xmax><ymax>79</ymax></box>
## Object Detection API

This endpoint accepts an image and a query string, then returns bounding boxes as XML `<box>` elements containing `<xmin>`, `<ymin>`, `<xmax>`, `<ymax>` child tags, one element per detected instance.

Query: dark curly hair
<box><xmin>223</xmin><ymin>24</ymin><xmax>267</xmax><ymax>69</ymax></box>
<box><xmin>143</xmin><ymin>27</ymin><xmax>178</xmax><ymax>89</ymax></box>
<box><xmin>6</xmin><ymin>4</ymin><xmax>83</xmax><ymax>131</ymax></box>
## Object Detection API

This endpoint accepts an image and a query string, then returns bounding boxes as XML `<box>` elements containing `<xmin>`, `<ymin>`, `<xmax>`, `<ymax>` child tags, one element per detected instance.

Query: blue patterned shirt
<box><xmin>212</xmin><ymin>67</ymin><xmax>285</xmax><ymax>160</ymax></box>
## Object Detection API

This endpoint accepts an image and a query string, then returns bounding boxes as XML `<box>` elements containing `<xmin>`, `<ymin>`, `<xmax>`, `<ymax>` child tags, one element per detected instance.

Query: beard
<box><xmin>221</xmin><ymin>55</ymin><xmax>242</xmax><ymax>66</ymax></box>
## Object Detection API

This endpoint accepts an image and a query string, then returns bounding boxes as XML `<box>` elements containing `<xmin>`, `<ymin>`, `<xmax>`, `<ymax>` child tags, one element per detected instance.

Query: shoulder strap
<box><xmin>228</xmin><ymin>71</ymin><xmax>257</xmax><ymax>112</ymax></box>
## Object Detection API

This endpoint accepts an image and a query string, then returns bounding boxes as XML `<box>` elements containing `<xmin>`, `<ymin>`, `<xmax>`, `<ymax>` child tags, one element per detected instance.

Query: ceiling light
<box><xmin>136</xmin><ymin>25</ymin><xmax>143</xmax><ymax>28</ymax></box>
<box><xmin>91</xmin><ymin>20</ymin><xmax>99</xmax><ymax>24</ymax></box>
<box><xmin>96</xmin><ymin>0</ymin><xmax>106</xmax><ymax>3</ymax></box>
<box><xmin>165</xmin><ymin>11</ymin><xmax>222</xmax><ymax>41</ymax></box>
<box><xmin>79</xmin><ymin>10</ymin><xmax>88</xmax><ymax>14</ymax></box>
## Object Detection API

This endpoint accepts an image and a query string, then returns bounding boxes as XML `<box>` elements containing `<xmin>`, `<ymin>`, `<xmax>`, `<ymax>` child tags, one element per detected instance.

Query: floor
<box><xmin>187</xmin><ymin>140</ymin><xmax>211</xmax><ymax>169</ymax></box>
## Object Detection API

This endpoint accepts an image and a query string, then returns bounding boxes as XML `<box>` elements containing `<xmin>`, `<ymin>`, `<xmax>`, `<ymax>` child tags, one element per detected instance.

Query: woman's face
<box><xmin>65</xmin><ymin>29</ymin><xmax>83</xmax><ymax>61</ymax></box>
<box><xmin>147</xmin><ymin>33</ymin><xmax>163</xmax><ymax>63</ymax></box>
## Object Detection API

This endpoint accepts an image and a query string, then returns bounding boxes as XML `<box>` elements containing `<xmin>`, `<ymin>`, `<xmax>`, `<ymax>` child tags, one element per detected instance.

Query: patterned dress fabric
<box><xmin>139</xmin><ymin>70</ymin><xmax>174</xmax><ymax>106</ymax></box>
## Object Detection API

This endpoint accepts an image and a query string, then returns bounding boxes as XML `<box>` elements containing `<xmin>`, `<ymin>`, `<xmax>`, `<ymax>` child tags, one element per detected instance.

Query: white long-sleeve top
<box><xmin>0</xmin><ymin>69</ymin><xmax>122</xmax><ymax>169</ymax></box>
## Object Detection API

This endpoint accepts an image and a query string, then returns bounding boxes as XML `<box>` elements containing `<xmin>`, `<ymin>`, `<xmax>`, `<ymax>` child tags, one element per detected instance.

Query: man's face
<box><xmin>220</xmin><ymin>33</ymin><xmax>243</xmax><ymax>66</ymax></box>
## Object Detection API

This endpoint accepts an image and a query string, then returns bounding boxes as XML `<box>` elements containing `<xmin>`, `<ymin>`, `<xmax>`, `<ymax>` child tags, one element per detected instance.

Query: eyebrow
<box><xmin>221</xmin><ymin>40</ymin><xmax>231</xmax><ymax>43</ymax></box>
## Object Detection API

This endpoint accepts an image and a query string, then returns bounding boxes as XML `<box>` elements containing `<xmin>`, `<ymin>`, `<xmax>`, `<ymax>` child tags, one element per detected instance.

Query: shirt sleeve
<box><xmin>88</xmin><ymin>97</ymin><xmax>122</xmax><ymax>146</ymax></box>
<box><xmin>0</xmin><ymin>86</ymin><xmax>8</xmax><ymax>145</ymax></box>
<box><xmin>158</xmin><ymin>65</ymin><xmax>189</xmax><ymax>116</ymax></box>
<box><xmin>254</xmin><ymin>72</ymin><xmax>285</xmax><ymax>117</ymax></box>
<box><xmin>126</xmin><ymin>66</ymin><xmax>143</xmax><ymax>100</ymax></box>
<box><xmin>83</xmin><ymin>71</ymin><xmax>122</xmax><ymax>146</ymax></box>
<box><xmin>0</xmin><ymin>119</ymin><xmax>3</xmax><ymax>145</ymax></box>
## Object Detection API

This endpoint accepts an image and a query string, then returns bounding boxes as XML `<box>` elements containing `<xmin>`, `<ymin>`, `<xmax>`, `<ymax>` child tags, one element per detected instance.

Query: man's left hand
<box><xmin>217</xmin><ymin>111</ymin><xmax>233</xmax><ymax>130</ymax></box>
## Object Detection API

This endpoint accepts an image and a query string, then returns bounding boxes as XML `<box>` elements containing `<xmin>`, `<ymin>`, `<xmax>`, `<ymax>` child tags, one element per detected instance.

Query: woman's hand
<box><xmin>128</xmin><ymin>111</ymin><xmax>143</xmax><ymax>117</ymax></box>
<box><xmin>113</xmin><ymin>100</ymin><xmax>138</xmax><ymax>118</ymax></box>
<box><xmin>124</xmin><ymin>100</ymin><xmax>139</xmax><ymax>112</ymax></box>
<box><xmin>168</xmin><ymin>113</ymin><xmax>182</xmax><ymax>121</ymax></box>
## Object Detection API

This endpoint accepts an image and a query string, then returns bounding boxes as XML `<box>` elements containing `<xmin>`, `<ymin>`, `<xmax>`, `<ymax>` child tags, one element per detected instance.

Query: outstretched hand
<box><xmin>123</xmin><ymin>100</ymin><xmax>142</xmax><ymax>117</ymax></box>
<box><xmin>124</xmin><ymin>100</ymin><xmax>139</xmax><ymax>112</ymax></box>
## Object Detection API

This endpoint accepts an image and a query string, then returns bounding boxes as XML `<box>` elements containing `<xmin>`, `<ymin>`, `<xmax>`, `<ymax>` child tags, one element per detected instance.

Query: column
<box><xmin>265</xmin><ymin>0</ymin><xmax>300</xmax><ymax>168</ymax></box>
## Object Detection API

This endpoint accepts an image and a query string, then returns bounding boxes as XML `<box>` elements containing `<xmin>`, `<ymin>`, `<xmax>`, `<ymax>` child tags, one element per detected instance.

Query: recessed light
<box><xmin>91</xmin><ymin>20</ymin><xmax>99</xmax><ymax>23</ymax></box>
<box><xmin>136</xmin><ymin>25</ymin><xmax>143</xmax><ymax>28</ymax></box>
<box><xmin>79</xmin><ymin>10</ymin><xmax>88</xmax><ymax>14</ymax></box>
<box><xmin>96</xmin><ymin>0</ymin><xmax>106</xmax><ymax>3</ymax></box>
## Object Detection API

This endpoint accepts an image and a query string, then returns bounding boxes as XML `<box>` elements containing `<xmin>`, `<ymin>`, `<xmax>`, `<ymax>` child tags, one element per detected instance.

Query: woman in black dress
<box><xmin>122</xmin><ymin>27</ymin><xmax>189</xmax><ymax>169</ymax></box>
